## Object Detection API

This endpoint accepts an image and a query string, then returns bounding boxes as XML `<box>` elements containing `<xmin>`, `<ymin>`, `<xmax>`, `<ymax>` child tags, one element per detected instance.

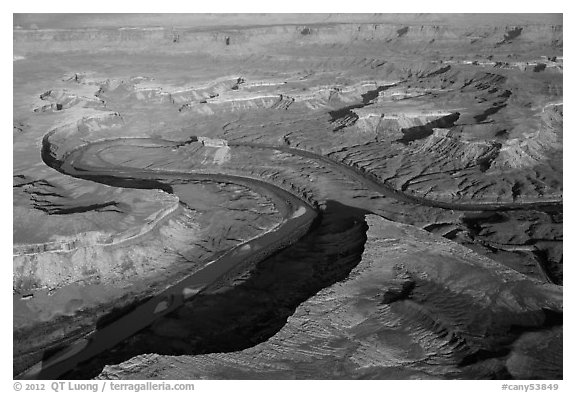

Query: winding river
<box><xmin>20</xmin><ymin>134</ymin><xmax>561</xmax><ymax>379</ymax></box>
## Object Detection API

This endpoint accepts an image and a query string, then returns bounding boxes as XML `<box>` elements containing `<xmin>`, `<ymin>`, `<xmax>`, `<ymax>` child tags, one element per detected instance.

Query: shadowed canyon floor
<box><xmin>13</xmin><ymin>13</ymin><xmax>562</xmax><ymax>379</ymax></box>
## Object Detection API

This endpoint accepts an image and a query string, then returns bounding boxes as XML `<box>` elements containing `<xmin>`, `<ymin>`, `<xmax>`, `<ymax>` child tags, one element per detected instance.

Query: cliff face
<box><xmin>14</xmin><ymin>21</ymin><xmax>562</xmax><ymax>57</ymax></box>
<box><xmin>14</xmin><ymin>14</ymin><xmax>562</xmax><ymax>379</ymax></box>
<box><xmin>97</xmin><ymin>215</ymin><xmax>562</xmax><ymax>380</ymax></box>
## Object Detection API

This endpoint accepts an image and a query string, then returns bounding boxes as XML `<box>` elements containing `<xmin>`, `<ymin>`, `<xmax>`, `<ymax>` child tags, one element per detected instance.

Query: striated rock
<box><xmin>97</xmin><ymin>215</ymin><xmax>561</xmax><ymax>380</ymax></box>
<box><xmin>13</xmin><ymin>14</ymin><xmax>562</xmax><ymax>380</ymax></box>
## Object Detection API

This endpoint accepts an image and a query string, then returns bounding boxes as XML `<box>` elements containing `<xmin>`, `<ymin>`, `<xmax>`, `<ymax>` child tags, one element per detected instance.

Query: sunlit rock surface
<box><xmin>97</xmin><ymin>215</ymin><xmax>561</xmax><ymax>379</ymax></box>
<box><xmin>13</xmin><ymin>13</ymin><xmax>562</xmax><ymax>379</ymax></box>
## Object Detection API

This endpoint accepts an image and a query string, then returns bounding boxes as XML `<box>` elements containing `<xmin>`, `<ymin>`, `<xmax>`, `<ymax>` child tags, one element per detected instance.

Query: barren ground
<box><xmin>13</xmin><ymin>13</ymin><xmax>562</xmax><ymax>379</ymax></box>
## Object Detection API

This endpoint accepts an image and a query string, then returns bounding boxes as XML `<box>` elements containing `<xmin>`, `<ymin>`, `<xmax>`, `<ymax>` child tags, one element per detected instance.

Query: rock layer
<box><xmin>13</xmin><ymin>14</ymin><xmax>562</xmax><ymax>379</ymax></box>
<box><xmin>97</xmin><ymin>215</ymin><xmax>562</xmax><ymax>380</ymax></box>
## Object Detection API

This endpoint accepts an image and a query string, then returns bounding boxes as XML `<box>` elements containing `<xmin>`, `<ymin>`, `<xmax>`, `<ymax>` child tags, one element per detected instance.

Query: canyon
<box><xmin>13</xmin><ymin>13</ymin><xmax>562</xmax><ymax>380</ymax></box>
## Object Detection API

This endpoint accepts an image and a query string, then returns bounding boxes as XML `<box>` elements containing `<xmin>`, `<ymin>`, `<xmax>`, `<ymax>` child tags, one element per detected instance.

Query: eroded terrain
<box><xmin>13</xmin><ymin>13</ymin><xmax>562</xmax><ymax>379</ymax></box>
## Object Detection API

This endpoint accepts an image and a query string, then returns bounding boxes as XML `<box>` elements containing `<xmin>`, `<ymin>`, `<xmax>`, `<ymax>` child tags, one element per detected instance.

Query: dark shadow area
<box><xmin>58</xmin><ymin>200</ymin><xmax>371</xmax><ymax>379</ymax></box>
<box><xmin>533</xmin><ymin>248</ymin><xmax>563</xmax><ymax>285</ymax></box>
<box><xmin>397</xmin><ymin>26</ymin><xmax>409</xmax><ymax>37</ymax></box>
<box><xmin>395</xmin><ymin>112</ymin><xmax>460</xmax><ymax>145</ymax></box>
<box><xmin>327</xmin><ymin>105</ymin><xmax>361</xmax><ymax>132</ymax></box>
<box><xmin>476</xmin><ymin>142</ymin><xmax>502</xmax><ymax>172</ymax></box>
<box><xmin>329</xmin><ymin>84</ymin><xmax>395</xmax><ymax>131</ymax></box>
<box><xmin>504</xmin><ymin>27</ymin><xmax>523</xmax><ymax>41</ymax></box>
<box><xmin>495</xmin><ymin>129</ymin><xmax>509</xmax><ymax>139</ymax></box>
<box><xmin>474</xmin><ymin>104</ymin><xmax>507</xmax><ymax>123</ymax></box>
<box><xmin>424</xmin><ymin>65</ymin><xmax>452</xmax><ymax>78</ymax></box>
<box><xmin>534</xmin><ymin>63</ymin><xmax>547</xmax><ymax>73</ymax></box>
<box><xmin>360</xmin><ymin>85</ymin><xmax>393</xmax><ymax>104</ymax></box>
<box><xmin>461</xmin><ymin>211</ymin><xmax>509</xmax><ymax>238</ymax></box>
